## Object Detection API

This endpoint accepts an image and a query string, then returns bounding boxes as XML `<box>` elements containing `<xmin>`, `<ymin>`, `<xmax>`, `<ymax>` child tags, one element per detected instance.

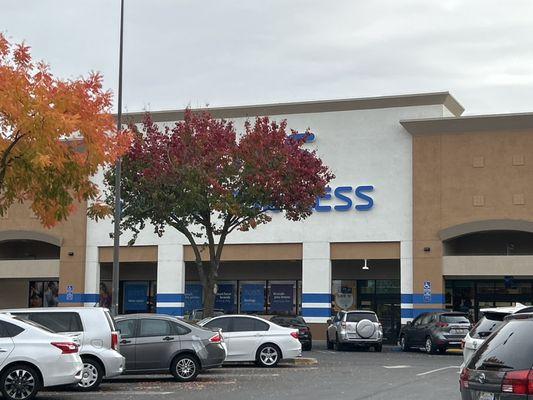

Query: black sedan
<box><xmin>399</xmin><ymin>311</ymin><xmax>471</xmax><ymax>354</ymax></box>
<box><xmin>270</xmin><ymin>315</ymin><xmax>313</xmax><ymax>351</ymax></box>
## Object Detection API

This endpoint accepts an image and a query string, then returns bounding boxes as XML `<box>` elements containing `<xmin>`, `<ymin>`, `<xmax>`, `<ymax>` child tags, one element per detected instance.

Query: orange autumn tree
<box><xmin>0</xmin><ymin>33</ymin><xmax>130</xmax><ymax>226</ymax></box>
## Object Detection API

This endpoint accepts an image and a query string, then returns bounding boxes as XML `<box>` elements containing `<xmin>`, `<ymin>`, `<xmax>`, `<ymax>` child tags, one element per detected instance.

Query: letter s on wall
<box><xmin>355</xmin><ymin>185</ymin><xmax>374</xmax><ymax>211</ymax></box>
<box><xmin>333</xmin><ymin>186</ymin><xmax>353</xmax><ymax>211</ymax></box>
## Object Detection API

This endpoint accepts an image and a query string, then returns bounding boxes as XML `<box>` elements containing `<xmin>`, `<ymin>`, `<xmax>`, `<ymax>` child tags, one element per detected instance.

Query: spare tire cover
<box><xmin>355</xmin><ymin>319</ymin><xmax>376</xmax><ymax>339</ymax></box>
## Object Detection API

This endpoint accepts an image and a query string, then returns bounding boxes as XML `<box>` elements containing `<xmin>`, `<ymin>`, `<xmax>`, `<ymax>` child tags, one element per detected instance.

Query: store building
<box><xmin>1</xmin><ymin>91</ymin><xmax>532</xmax><ymax>341</ymax></box>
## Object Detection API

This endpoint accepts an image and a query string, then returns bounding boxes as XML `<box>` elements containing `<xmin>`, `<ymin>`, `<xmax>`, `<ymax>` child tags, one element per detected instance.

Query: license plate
<box><xmin>478</xmin><ymin>392</ymin><xmax>494</xmax><ymax>400</ymax></box>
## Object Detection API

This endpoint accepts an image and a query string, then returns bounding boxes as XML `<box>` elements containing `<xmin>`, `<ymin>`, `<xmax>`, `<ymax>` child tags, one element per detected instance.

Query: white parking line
<box><xmin>417</xmin><ymin>366</ymin><xmax>461</xmax><ymax>376</ymax></box>
<box><xmin>383</xmin><ymin>365</ymin><xmax>411</xmax><ymax>369</ymax></box>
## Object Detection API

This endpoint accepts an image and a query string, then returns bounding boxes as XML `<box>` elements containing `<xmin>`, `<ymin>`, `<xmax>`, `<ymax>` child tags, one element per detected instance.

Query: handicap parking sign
<box><xmin>423</xmin><ymin>281</ymin><xmax>431</xmax><ymax>303</ymax></box>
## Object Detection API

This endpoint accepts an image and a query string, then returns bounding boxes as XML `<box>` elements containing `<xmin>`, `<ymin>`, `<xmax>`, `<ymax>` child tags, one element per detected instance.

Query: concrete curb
<box><xmin>283</xmin><ymin>357</ymin><xmax>318</xmax><ymax>366</ymax></box>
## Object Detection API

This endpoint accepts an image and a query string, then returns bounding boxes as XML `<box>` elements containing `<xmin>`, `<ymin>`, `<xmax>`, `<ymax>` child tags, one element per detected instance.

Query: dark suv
<box><xmin>399</xmin><ymin>311</ymin><xmax>471</xmax><ymax>354</ymax></box>
<box><xmin>460</xmin><ymin>313</ymin><xmax>533</xmax><ymax>399</ymax></box>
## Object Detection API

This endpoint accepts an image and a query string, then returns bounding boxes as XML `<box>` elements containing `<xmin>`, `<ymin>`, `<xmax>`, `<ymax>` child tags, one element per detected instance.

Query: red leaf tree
<box><xmin>106</xmin><ymin>110</ymin><xmax>334</xmax><ymax>316</ymax></box>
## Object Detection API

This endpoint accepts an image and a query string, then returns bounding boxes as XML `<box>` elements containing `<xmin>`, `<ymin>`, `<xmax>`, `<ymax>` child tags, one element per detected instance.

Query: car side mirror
<box><xmin>326</xmin><ymin>319</ymin><xmax>332</xmax><ymax>325</ymax></box>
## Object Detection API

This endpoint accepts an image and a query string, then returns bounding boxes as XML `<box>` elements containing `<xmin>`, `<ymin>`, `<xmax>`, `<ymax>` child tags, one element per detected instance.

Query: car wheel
<box><xmin>326</xmin><ymin>333</ymin><xmax>334</xmax><ymax>350</ymax></box>
<box><xmin>425</xmin><ymin>337</ymin><xmax>436</xmax><ymax>354</ymax></box>
<box><xmin>256</xmin><ymin>344</ymin><xmax>281</xmax><ymax>368</ymax></box>
<box><xmin>374</xmin><ymin>344</ymin><xmax>383</xmax><ymax>352</ymax></box>
<box><xmin>0</xmin><ymin>364</ymin><xmax>40</xmax><ymax>400</ymax></box>
<box><xmin>334</xmin><ymin>334</ymin><xmax>344</xmax><ymax>351</ymax></box>
<box><xmin>399</xmin><ymin>335</ymin><xmax>409</xmax><ymax>352</ymax></box>
<box><xmin>171</xmin><ymin>354</ymin><xmax>200</xmax><ymax>382</ymax></box>
<box><xmin>77</xmin><ymin>358</ymin><xmax>103</xmax><ymax>391</ymax></box>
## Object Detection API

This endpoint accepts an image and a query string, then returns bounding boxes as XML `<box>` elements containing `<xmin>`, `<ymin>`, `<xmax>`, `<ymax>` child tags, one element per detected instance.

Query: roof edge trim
<box><xmin>119</xmin><ymin>91</ymin><xmax>464</xmax><ymax>123</ymax></box>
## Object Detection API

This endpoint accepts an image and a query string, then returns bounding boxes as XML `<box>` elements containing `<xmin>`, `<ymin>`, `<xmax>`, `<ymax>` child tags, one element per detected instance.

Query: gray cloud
<box><xmin>2</xmin><ymin>0</ymin><xmax>533</xmax><ymax>114</ymax></box>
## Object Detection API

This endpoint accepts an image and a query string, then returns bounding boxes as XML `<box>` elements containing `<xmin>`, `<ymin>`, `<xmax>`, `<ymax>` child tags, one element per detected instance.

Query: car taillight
<box><xmin>209</xmin><ymin>333</ymin><xmax>223</xmax><ymax>343</ymax></box>
<box><xmin>436</xmin><ymin>322</ymin><xmax>449</xmax><ymax>328</ymax></box>
<box><xmin>111</xmin><ymin>332</ymin><xmax>119</xmax><ymax>350</ymax></box>
<box><xmin>461</xmin><ymin>339</ymin><xmax>465</xmax><ymax>349</ymax></box>
<box><xmin>502</xmin><ymin>370</ymin><xmax>533</xmax><ymax>394</ymax></box>
<box><xmin>52</xmin><ymin>342</ymin><xmax>79</xmax><ymax>354</ymax></box>
<box><xmin>290</xmin><ymin>331</ymin><xmax>299</xmax><ymax>340</ymax></box>
<box><xmin>459</xmin><ymin>368</ymin><xmax>470</xmax><ymax>390</ymax></box>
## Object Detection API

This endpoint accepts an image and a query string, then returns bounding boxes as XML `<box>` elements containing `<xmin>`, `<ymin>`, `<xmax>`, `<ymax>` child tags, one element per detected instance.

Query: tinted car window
<box><xmin>117</xmin><ymin>319</ymin><xmax>136</xmax><ymax>338</ymax></box>
<box><xmin>15</xmin><ymin>312</ymin><xmax>83</xmax><ymax>332</ymax></box>
<box><xmin>346</xmin><ymin>313</ymin><xmax>377</xmax><ymax>323</ymax></box>
<box><xmin>0</xmin><ymin>322</ymin><xmax>22</xmax><ymax>338</ymax></box>
<box><xmin>470</xmin><ymin>314</ymin><xmax>506</xmax><ymax>339</ymax></box>
<box><xmin>412</xmin><ymin>316</ymin><xmax>422</xmax><ymax>326</ymax></box>
<box><xmin>3</xmin><ymin>321</ymin><xmax>24</xmax><ymax>337</ymax></box>
<box><xmin>139</xmin><ymin>319</ymin><xmax>172</xmax><ymax>337</ymax></box>
<box><xmin>467</xmin><ymin>319</ymin><xmax>533</xmax><ymax>371</ymax></box>
<box><xmin>419</xmin><ymin>314</ymin><xmax>432</xmax><ymax>325</ymax></box>
<box><xmin>173</xmin><ymin>322</ymin><xmax>191</xmax><ymax>335</ymax></box>
<box><xmin>271</xmin><ymin>316</ymin><xmax>306</xmax><ymax>326</ymax></box>
<box><xmin>440</xmin><ymin>314</ymin><xmax>469</xmax><ymax>324</ymax></box>
<box><xmin>204</xmin><ymin>317</ymin><xmax>232</xmax><ymax>332</ymax></box>
<box><xmin>229</xmin><ymin>317</ymin><xmax>269</xmax><ymax>332</ymax></box>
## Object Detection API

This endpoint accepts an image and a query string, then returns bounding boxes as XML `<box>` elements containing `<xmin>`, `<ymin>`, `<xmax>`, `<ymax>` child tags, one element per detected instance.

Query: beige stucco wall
<box><xmin>0</xmin><ymin>201</ymin><xmax>87</xmax><ymax>305</ymax></box>
<box><xmin>412</xmin><ymin>128</ymin><xmax>533</xmax><ymax>298</ymax></box>
<box><xmin>0</xmin><ymin>279</ymin><xmax>31</xmax><ymax>308</ymax></box>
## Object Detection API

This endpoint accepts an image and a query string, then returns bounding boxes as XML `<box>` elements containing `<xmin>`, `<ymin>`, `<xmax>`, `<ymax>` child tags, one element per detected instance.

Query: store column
<box><xmin>301</xmin><ymin>242</ymin><xmax>331</xmax><ymax>323</ymax></box>
<box><xmin>156</xmin><ymin>243</ymin><xmax>185</xmax><ymax>317</ymax></box>
<box><xmin>400</xmin><ymin>240</ymin><xmax>414</xmax><ymax>324</ymax></box>
<box><xmin>83</xmin><ymin>246</ymin><xmax>100</xmax><ymax>306</ymax></box>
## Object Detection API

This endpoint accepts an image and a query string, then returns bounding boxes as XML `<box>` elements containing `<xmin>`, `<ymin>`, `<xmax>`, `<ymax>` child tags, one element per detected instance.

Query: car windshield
<box><xmin>439</xmin><ymin>314</ymin><xmax>469</xmax><ymax>324</ymax></box>
<box><xmin>467</xmin><ymin>319</ymin><xmax>533</xmax><ymax>371</ymax></box>
<box><xmin>272</xmin><ymin>316</ymin><xmax>306</xmax><ymax>326</ymax></box>
<box><xmin>346</xmin><ymin>312</ymin><xmax>377</xmax><ymax>322</ymax></box>
<box><xmin>470</xmin><ymin>313</ymin><xmax>506</xmax><ymax>339</ymax></box>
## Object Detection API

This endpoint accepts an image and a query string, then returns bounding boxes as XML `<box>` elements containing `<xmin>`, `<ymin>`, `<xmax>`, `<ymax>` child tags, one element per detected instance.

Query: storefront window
<box><xmin>239</xmin><ymin>281</ymin><xmax>266</xmax><ymax>314</ymax></box>
<box><xmin>29</xmin><ymin>281</ymin><xmax>59</xmax><ymax>307</ymax></box>
<box><xmin>376</xmin><ymin>279</ymin><xmax>400</xmax><ymax>294</ymax></box>
<box><xmin>215</xmin><ymin>282</ymin><xmax>237</xmax><ymax>313</ymax></box>
<box><xmin>268</xmin><ymin>281</ymin><xmax>296</xmax><ymax>315</ymax></box>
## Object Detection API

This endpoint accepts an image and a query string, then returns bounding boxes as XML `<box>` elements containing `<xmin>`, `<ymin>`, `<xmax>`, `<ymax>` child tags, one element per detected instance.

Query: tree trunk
<box><xmin>201</xmin><ymin>268</ymin><xmax>217</xmax><ymax>318</ymax></box>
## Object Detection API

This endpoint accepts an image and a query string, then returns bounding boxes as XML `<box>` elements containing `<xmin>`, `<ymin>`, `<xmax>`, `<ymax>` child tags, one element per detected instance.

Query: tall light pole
<box><xmin>111</xmin><ymin>0</ymin><xmax>125</xmax><ymax>316</ymax></box>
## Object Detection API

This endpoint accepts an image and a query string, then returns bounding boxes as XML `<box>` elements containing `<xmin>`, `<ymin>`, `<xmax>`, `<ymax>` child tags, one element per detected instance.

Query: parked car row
<box><xmin>0</xmin><ymin>307</ymin><xmax>304</xmax><ymax>399</ymax></box>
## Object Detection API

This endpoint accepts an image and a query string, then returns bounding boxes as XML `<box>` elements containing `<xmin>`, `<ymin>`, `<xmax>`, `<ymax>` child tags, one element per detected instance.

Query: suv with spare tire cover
<box><xmin>326</xmin><ymin>310</ymin><xmax>383</xmax><ymax>351</ymax></box>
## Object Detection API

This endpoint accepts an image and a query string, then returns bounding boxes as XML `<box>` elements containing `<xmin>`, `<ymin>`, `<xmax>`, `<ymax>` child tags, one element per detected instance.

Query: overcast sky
<box><xmin>3</xmin><ymin>0</ymin><xmax>533</xmax><ymax>115</ymax></box>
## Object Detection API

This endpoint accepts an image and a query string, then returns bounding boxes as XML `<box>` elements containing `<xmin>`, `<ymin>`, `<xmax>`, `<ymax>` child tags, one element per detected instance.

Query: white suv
<box><xmin>462</xmin><ymin>303</ymin><xmax>533</xmax><ymax>367</ymax></box>
<box><xmin>0</xmin><ymin>313</ymin><xmax>83</xmax><ymax>400</ymax></box>
<box><xmin>3</xmin><ymin>307</ymin><xmax>125</xmax><ymax>390</ymax></box>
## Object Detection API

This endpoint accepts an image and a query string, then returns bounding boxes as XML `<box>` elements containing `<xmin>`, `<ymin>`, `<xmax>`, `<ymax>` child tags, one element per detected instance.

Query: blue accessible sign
<box><xmin>423</xmin><ymin>281</ymin><xmax>432</xmax><ymax>303</ymax></box>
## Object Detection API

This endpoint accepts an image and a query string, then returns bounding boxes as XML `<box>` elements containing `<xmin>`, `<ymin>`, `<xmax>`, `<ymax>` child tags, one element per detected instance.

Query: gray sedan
<box><xmin>115</xmin><ymin>314</ymin><xmax>226</xmax><ymax>382</ymax></box>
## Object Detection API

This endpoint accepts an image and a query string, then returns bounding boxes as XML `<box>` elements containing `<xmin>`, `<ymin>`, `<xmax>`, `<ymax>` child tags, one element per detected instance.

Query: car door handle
<box><xmin>163</xmin><ymin>336</ymin><xmax>174</xmax><ymax>341</ymax></box>
<box><xmin>0</xmin><ymin>349</ymin><xmax>7</xmax><ymax>353</ymax></box>
<box><xmin>120</xmin><ymin>339</ymin><xmax>131</xmax><ymax>344</ymax></box>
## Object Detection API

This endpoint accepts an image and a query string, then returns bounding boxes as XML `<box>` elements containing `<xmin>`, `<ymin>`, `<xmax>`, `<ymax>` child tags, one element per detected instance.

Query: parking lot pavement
<box><xmin>40</xmin><ymin>342</ymin><xmax>463</xmax><ymax>400</ymax></box>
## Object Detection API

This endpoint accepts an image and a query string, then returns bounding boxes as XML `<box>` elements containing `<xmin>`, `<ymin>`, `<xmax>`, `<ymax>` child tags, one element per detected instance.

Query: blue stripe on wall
<box><xmin>401</xmin><ymin>294</ymin><xmax>413</xmax><ymax>303</ymax></box>
<box><xmin>59</xmin><ymin>293</ymin><xmax>99</xmax><ymax>303</ymax></box>
<box><xmin>412</xmin><ymin>294</ymin><xmax>445</xmax><ymax>304</ymax></box>
<box><xmin>401</xmin><ymin>308</ymin><xmax>445</xmax><ymax>318</ymax></box>
<box><xmin>157</xmin><ymin>307</ymin><xmax>184</xmax><ymax>316</ymax></box>
<box><xmin>302</xmin><ymin>293</ymin><xmax>331</xmax><ymax>303</ymax></box>
<box><xmin>156</xmin><ymin>293</ymin><xmax>185</xmax><ymax>303</ymax></box>
<box><xmin>401</xmin><ymin>294</ymin><xmax>445</xmax><ymax>304</ymax></box>
<box><xmin>301</xmin><ymin>307</ymin><xmax>331</xmax><ymax>317</ymax></box>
